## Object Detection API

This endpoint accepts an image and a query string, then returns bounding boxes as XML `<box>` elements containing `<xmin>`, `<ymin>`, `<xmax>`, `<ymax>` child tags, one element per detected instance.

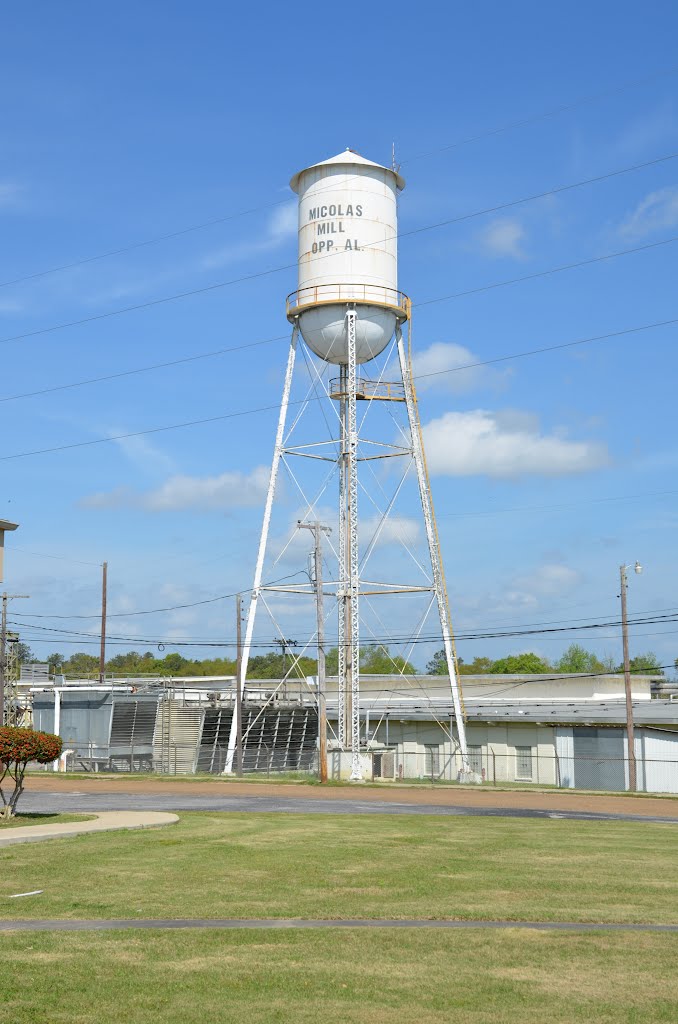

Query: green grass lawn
<box><xmin>0</xmin><ymin>812</ymin><xmax>95</xmax><ymax>830</ymax></box>
<box><xmin>1</xmin><ymin>812</ymin><xmax>677</xmax><ymax>924</ymax></box>
<box><xmin>3</xmin><ymin>928</ymin><xmax>678</xmax><ymax>1023</ymax></box>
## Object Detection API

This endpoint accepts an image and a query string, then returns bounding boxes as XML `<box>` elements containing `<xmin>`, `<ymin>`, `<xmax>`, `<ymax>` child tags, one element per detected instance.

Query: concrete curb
<box><xmin>1</xmin><ymin>918</ymin><xmax>677</xmax><ymax>932</ymax></box>
<box><xmin>0</xmin><ymin>811</ymin><xmax>178</xmax><ymax>848</ymax></box>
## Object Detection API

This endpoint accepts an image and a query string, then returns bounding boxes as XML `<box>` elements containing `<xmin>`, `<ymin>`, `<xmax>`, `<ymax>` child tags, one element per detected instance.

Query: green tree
<box><xmin>426</xmin><ymin>649</ymin><xmax>447</xmax><ymax>674</ymax></box>
<box><xmin>159</xmin><ymin>652</ymin><xmax>188</xmax><ymax>674</ymax></box>
<box><xmin>63</xmin><ymin>652</ymin><xmax>99</xmax><ymax>677</ymax></box>
<box><xmin>460</xmin><ymin>656</ymin><xmax>495</xmax><ymax>675</ymax></box>
<box><xmin>16</xmin><ymin>643</ymin><xmax>35</xmax><ymax>663</ymax></box>
<box><xmin>623</xmin><ymin>652</ymin><xmax>664</xmax><ymax>675</ymax></box>
<box><xmin>490</xmin><ymin>653</ymin><xmax>550</xmax><ymax>674</ymax></box>
<box><xmin>427</xmin><ymin>650</ymin><xmax>495</xmax><ymax>675</ymax></box>
<box><xmin>247</xmin><ymin>651</ymin><xmax>318</xmax><ymax>679</ymax></box>
<box><xmin>361</xmin><ymin>644</ymin><xmax>416</xmax><ymax>675</ymax></box>
<box><xmin>46</xmin><ymin>652</ymin><xmax>65</xmax><ymax>673</ymax></box>
<box><xmin>555</xmin><ymin>644</ymin><xmax>605</xmax><ymax>674</ymax></box>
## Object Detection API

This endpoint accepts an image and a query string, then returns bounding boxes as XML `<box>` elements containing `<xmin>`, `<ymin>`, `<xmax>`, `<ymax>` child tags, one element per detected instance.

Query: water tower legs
<box><xmin>395</xmin><ymin>322</ymin><xmax>470</xmax><ymax>774</ymax></box>
<box><xmin>345</xmin><ymin>309</ymin><xmax>362</xmax><ymax>782</ymax></box>
<box><xmin>223</xmin><ymin>325</ymin><xmax>299</xmax><ymax>774</ymax></box>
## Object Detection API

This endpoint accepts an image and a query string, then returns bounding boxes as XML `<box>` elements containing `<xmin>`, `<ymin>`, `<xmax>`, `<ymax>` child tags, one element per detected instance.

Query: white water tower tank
<box><xmin>288</xmin><ymin>149</ymin><xmax>407</xmax><ymax>364</ymax></box>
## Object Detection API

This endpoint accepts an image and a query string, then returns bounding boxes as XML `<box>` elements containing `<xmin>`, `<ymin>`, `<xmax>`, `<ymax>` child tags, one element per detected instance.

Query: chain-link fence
<box><xmin>44</xmin><ymin>740</ymin><xmax>678</xmax><ymax>794</ymax></box>
<box><xmin>51</xmin><ymin>741</ymin><xmax>319</xmax><ymax>778</ymax></box>
<box><xmin>372</xmin><ymin>749</ymin><xmax>678</xmax><ymax>794</ymax></box>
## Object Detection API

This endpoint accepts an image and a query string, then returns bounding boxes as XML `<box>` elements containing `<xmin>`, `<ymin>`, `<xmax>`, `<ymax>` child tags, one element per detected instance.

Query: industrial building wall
<box><xmin>33</xmin><ymin>692</ymin><xmax>114</xmax><ymax>762</ymax></box>
<box><xmin>634</xmin><ymin>729</ymin><xmax>678</xmax><ymax>793</ymax></box>
<box><xmin>556</xmin><ymin>726</ymin><xmax>678</xmax><ymax>794</ymax></box>
<box><xmin>365</xmin><ymin>719</ymin><xmax>558</xmax><ymax>785</ymax></box>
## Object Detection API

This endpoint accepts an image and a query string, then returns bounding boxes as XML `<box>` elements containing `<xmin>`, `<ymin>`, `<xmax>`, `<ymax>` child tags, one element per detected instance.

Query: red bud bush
<box><xmin>0</xmin><ymin>727</ymin><xmax>62</xmax><ymax>820</ymax></box>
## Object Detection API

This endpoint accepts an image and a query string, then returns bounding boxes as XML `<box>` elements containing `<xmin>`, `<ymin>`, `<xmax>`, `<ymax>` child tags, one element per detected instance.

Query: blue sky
<box><xmin>1</xmin><ymin>1</ymin><xmax>677</xmax><ymax>671</ymax></box>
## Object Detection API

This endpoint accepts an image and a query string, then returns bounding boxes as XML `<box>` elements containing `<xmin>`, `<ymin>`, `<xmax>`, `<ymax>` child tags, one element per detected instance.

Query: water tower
<box><xmin>227</xmin><ymin>150</ymin><xmax>469</xmax><ymax>780</ymax></box>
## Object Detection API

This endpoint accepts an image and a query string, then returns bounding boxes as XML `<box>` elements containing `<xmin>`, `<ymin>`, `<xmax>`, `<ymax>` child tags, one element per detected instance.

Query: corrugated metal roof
<box><xmin>325</xmin><ymin>699</ymin><xmax>678</xmax><ymax>727</ymax></box>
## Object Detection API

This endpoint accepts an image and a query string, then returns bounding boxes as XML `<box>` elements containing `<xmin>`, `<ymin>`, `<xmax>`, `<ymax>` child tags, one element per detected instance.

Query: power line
<box><xmin>0</xmin><ymin>198</ymin><xmax>291</xmax><ymax>292</ymax></box>
<box><xmin>1</xmin><ymin>149</ymin><xmax>676</xmax><ymax>351</ymax></box>
<box><xmin>11</xmin><ymin>609</ymin><xmax>678</xmax><ymax>640</ymax></box>
<box><xmin>415</xmin><ymin>235</ymin><xmax>678</xmax><ymax>310</ymax></box>
<box><xmin>12</xmin><ymin>572</ymin><xmax>307</xmax><ymax>620</ymax></box>
<box><xmin>3</xmin><ymin>233</ymin><xmax>674</xmax><ymax>406</ymax></box>
<box><xmin>2</xmin><ymin>313</ymin><xmax>675</xmax><ymax>463</ymax></box>
<box><xmin>0</xmin><ymin>333</ymin><xmax>287</xmax><ymax>404</ymax></box>
<box><xmin>436</xmin><ymin>488</ymin><xmax>678</xmax><ymax>520</ymax></box>
<box><xmin>6</xmin><ymin>61</ymin><xmax>675</xmax><ymax>294</ymax></box>
<box><xmin>14</xmin><ymin>600</ymin><xmax>678</xmax><ymax>633</ymax></box>
<box><xmin>403</xmin><ymin>63</ymin><xmax>678</xmax><ymax>164</ymax></box>
<box><xmin>9</xmin><ymin>546</ymin><xmax>102</xmax><ymax>568</ymax></box>
<box><xmin>412</xmin><ymin>315</ymin><xmax>678</xmax><ymax>385</ymax></box>
<box><xmin>398</xmin><ymin>151</ymin><xmax>678</xmax><ymax>245</ymax></box>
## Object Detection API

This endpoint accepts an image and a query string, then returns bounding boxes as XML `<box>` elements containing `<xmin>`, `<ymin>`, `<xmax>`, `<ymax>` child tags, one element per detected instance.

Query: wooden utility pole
<box><xmin>0</xmin><ymin>593</ymin><xmax>29</xmax><ymax>727</ymax></box>
<box><xmin>298</xmin><ymin>520</ymin><xmax>331</xmax><ymax>783</ymax></box>
<box><xmin>620</xmin><ymin>563</ymin><xmax>637</xmax><ymax>792</ymax></box>
<box><xmin>99</xmin><ymin>562</ymin><xmax>108</xmax><ymax>685</ymax></box>
<box><xmin>236</xmin><ymin>593</ymin><xmax>243</xmax><ymax>777</ymax></box>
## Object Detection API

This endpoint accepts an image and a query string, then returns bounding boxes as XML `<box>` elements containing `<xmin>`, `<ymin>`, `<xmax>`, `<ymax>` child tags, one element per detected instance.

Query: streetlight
<box><xmin>620</xmin><ymin>560</ymin><xmax>642</xmax><ymax>792</ymax></box>
<box><xmin>0</xmin><ymin>520</ymin><xmax>18</xmax><ymax>584</ymax></box>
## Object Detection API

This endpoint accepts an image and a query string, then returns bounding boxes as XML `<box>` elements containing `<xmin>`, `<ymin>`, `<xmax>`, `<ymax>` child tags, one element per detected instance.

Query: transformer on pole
<box><xmin>225</xmin><ymin>149</ymin><xmax>470</xmax><ymax>780</ymax></box>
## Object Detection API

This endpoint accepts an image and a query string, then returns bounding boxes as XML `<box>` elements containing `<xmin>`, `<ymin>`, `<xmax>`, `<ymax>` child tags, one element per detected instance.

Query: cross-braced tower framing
<box><xmin>225</xmin><ymin>150</ymin><xmax>470</xmax><ymax>780</ymax></box>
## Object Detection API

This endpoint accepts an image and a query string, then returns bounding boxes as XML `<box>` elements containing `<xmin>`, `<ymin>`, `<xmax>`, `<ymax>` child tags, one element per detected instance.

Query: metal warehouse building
<box><xmin>28</xmin><ymin>670</ymin><xmax>678</xmax><ymax>794</ymax></box>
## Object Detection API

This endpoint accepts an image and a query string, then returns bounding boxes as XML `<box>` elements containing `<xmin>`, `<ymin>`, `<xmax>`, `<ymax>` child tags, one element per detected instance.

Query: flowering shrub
<box><xmin>0</xmin><ymin>726</ymin><xmax>62</xmax><ymax>819</ymax></box>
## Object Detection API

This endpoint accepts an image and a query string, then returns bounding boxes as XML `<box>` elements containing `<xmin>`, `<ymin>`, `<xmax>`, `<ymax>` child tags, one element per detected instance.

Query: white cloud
<box><xmin>412</xmin><ymin>341</ymin><xmax>510</xmax><ymax>394</ymax></box>
<box><xmin>82</xmin><ymin>466</ymin><xmax>270</xmax><ymax>511</ymax></box>
<box><xmin>268</xmin><ymin>202</ymin><xmax>297</xmax><ymax>239</ymax></box>
<box><xmin>618</xmin><ymin>185</ymin><xmax>678</xmax><ymax>239</ymax></box>
<box><xmin>0</xmin><ymin>183</ymin><xmax>22</xmax><ymax>208</ymax></box>
<box><xmin>361</xmin><ymin>515</ymin><xmax>420</xmax><ymax>549</ymax></box>
<box><xmin>512</xmin><ymin>563</ymin><xmax>582</xmax><ymax>598</ymax></box>
<box><xmin>422</xmin><ymin>409</ymin><xmax>609</xmax><ymax>478</ymax></box>
<box><xmin>109</xmin><ymin>433</ymin><xmax>176</xmax><ymax>475</ymax></box>
<box><xmin>202</xmin><ymin>202</ymin><xmax>297</xmax><ymax>269</ymax></box>
<box><xmin>476</xmin><ymin>217</ymin><xmax>527</xmax><ymax>259</ymax></box>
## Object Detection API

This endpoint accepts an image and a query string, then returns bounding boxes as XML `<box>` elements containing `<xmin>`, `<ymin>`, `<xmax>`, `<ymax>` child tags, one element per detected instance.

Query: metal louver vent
<box><xmin>109</xmin><ymin>699</ymin><xmax>158</xmax><ymax>748</ymax></box>
<box><xmin>197</xmin><ymin>705</ymin><xmax>318</xmax><ymax>774</ymax></box>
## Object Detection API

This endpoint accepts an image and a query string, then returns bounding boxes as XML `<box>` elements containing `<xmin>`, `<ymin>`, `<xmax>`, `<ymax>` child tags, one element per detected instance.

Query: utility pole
<box><xmin>0</xmin><ymin>593</ymin><xmax>29</xmax><ymax>727</ymax></box>
<box><xmin>236</xmin><ymin>593</ymin><xmax>243</xmax><ymax>777</ymax></box>
<box><xmin>620</xmin><ymin>563</ymin><xmax>638</xmax><ymax>792</ymax></box>
<box><xmin>273</xmin><ymin>635</ymin><xmax>297</xmax><ymax>698</ymax></box>
<box><xmin>298</xmin><ymin>520</ymin><xmax>331</xmax><ymax>784</ymax></box>
<box><xmin>99</xmin><ymin>562</ymin><xmax>108</xmax><ymax>685</ymax></box>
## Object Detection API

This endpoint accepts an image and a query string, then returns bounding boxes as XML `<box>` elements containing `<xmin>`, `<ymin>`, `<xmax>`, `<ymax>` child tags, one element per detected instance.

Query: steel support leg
<box><xmin>337</xmin><ymin>364</ymin><xmax>347</xmax><ymax>749</ymax></box>
<box><xmin>346</xmin><ymin>308</ymin><xmax>362</xmax><ymax>781</ymax></box>
<box><xmin>224</xmin><ymin>325</ymin><xmax>299</xmax><ymax>772</ymax></box>
<box><xmin>396</xmin><ymin>323</ymin><xmax>470</xmax><ymax>775</ymax></box>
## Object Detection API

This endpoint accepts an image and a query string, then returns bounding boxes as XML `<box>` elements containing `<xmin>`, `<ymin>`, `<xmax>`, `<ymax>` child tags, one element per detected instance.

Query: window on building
<box><xmin>468</xmin><ymin>745</ymin><xmax>482</xmax><ymax>773</ymax></box>
<box><xmin>424</xmin><ymin>744</ymin><xmax>440</xmax><ymax>777</ymax></box>
<box><xmin>515</xmin><ymin>746</ymin><xmax>533</xmax><ymax>780</ymax></box>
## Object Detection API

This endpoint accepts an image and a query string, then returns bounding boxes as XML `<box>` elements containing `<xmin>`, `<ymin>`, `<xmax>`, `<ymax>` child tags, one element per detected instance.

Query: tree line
<box><xmin>22</xmin><ymin>642</ymin><xmax>666</xmax><ymax>678</ymax></box>
<box><xmin>425</xmin><ymin>645</ymin><xmax>665</xmax><ymax>676</ymax></box>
